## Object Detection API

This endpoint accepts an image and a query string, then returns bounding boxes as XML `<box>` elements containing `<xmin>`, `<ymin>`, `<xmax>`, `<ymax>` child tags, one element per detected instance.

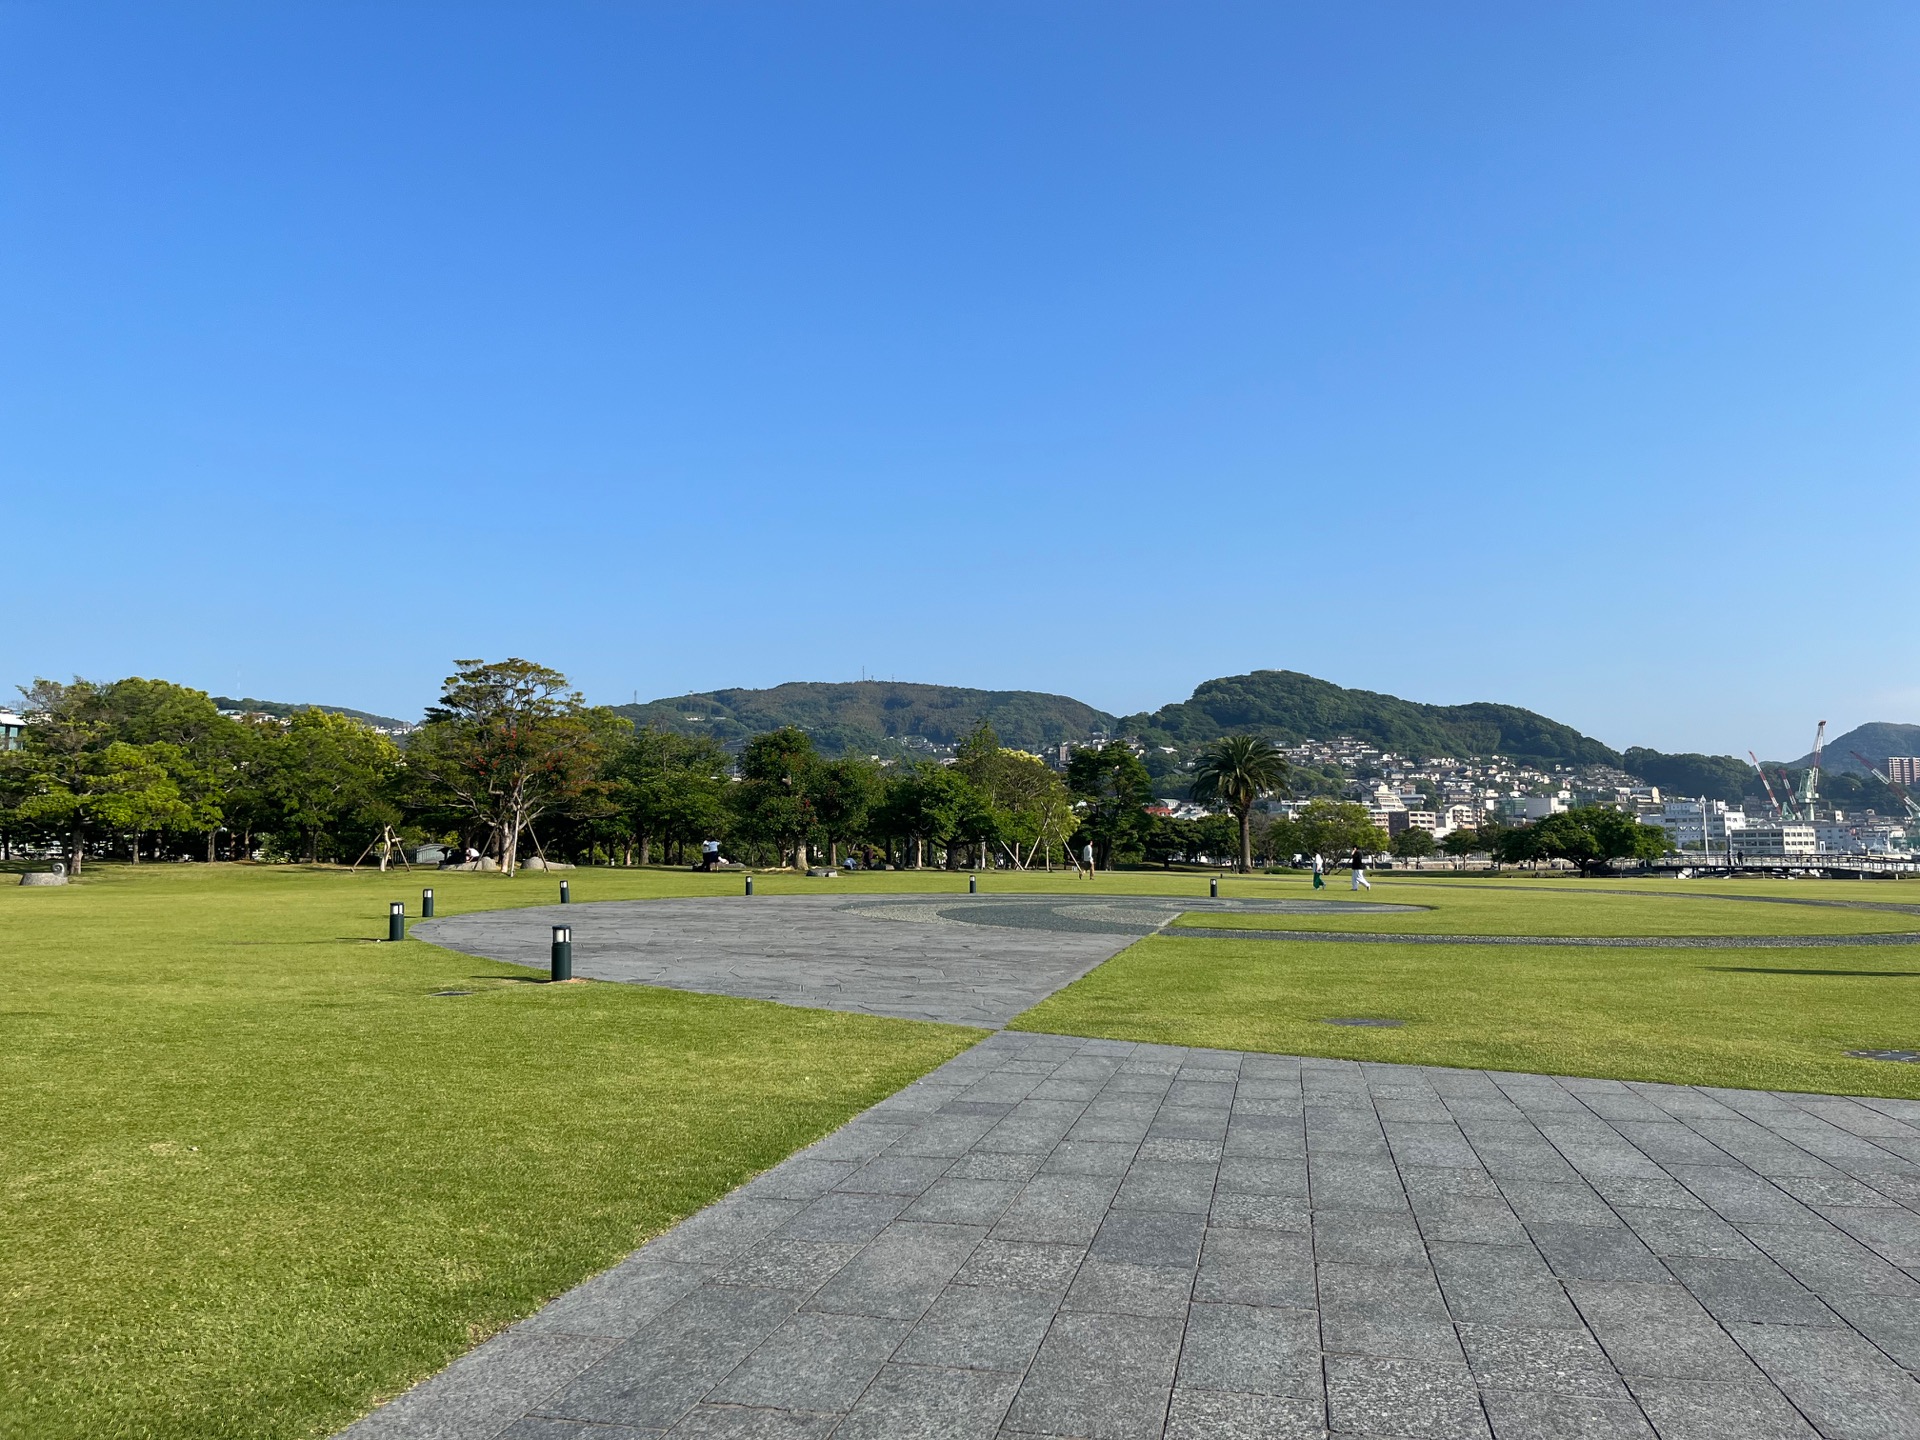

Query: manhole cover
<box><xmin>1323</xmin><ymin>1017</ymin><xmax>1404</xmax><ymax>1028</ymax></box>
<box><xmin>430</xmin><ymin>989</ymin><xmax>475</xmax><ymax>998</ymax></box>
<box><xmin>1847</xmin><ymin>1048</ymin><xmax>1920</xmax><ymax>1063</ymax></box>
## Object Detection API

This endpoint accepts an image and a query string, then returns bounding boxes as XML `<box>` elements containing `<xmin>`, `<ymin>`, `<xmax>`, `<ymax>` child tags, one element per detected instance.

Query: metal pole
<box><xmin>550</xmin><ymin>924</ymin><xmax>572</xmax><ymax>981</ymax></box>
<box><xmin>969</xmin><ymin>875</ymin><xmax>977</xmax><ymax>894</ymax></box>
<box><xmin>1210</xmin><ymin>875</ymin><xmax>1219</xmax><ymax>898</ymax></box>
<box><xmin>745</xmin><ymin>874</ymin><xmax>754</xmax><ymax>896</ymax></box>
<box><xmin>421</xmin><ymin>887</ymin><xmax>434</xmax><ymax>918</ymax></box>
<box><xmin>388</xmin><ymin>901</ymin><xmax>405</xmax><ymax>942</ymax></box>
<box><xmin>560</xmin><ymin>879</ymin><xmax>570</xmax><ymax>904</ymax></box>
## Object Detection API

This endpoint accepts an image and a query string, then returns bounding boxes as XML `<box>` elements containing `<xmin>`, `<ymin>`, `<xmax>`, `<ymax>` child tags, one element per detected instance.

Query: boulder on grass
<box><xmin>520</xmin><ymin>856</ymin><xmax>575</xmax><ymax>871</ymax></box>
<box><xmin>20</xmin><ymin>865</ymin><xmax>67</xmax><ymax>886</ymax></box>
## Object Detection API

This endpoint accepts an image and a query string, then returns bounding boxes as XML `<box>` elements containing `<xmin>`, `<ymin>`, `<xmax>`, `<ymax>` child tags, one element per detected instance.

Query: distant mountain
<box><xmin>613</xmin><ymin>681</ymin><xmax>1116</xmax><ymax>756</ymax></box>
<box><xmin>211</xmin><ymin>696</ymin><xmax>415</xmax><ymax>732</ymax></box>
<box><xmin>1790</xmin><ymin>722</ymin><xmax>1920</xmax><ymax>776</ymax></box>
<box><xmin>1116</xmin><ymin>670</ymin><xmax>1619</xmax><ymax>766</ymax></box>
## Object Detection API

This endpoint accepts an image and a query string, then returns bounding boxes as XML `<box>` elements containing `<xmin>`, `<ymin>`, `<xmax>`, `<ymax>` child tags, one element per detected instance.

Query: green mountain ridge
<box><xmin>1116</xmin><ymin>670</ymin><xmax>1620</xmax><ymax>765</ymax></box>
<box><xmin>210</xmin><ymin>696</ymin><xmax>415</xmax><ymax>731</ymax></box>
<box><xmin>1786</xmin><ymin>722</ymin><xmax>1920</xmax><ymax>777</ymax></box>
<box><xmin>611</xmin><ymin>681</ymin><xmax>1115</xmax><ymax>755</ymax></box>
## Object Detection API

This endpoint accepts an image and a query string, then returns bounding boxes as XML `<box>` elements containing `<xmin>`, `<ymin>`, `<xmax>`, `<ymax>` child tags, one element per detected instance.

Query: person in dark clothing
<box><xmin>1350</xmin><ymin>846</ymin><xmax>1372</xmax><ymax>891</ymax></box>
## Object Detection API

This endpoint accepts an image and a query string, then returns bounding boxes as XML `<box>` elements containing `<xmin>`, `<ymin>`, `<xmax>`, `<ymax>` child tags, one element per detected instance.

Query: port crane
<box><xmin>1852</xmin><ymin>751</ymin><xmax>1920</xmax><ymax>825</ymax></box>
<box><xmin>1748</xmin><ymin>752</ymin><xmax>1789</xmax><ymax>818</ymax></box>
<box><xmin>1794</xmin><ymin>720</ymin><xmax>1827</xmax><ymax>821</ymax></box>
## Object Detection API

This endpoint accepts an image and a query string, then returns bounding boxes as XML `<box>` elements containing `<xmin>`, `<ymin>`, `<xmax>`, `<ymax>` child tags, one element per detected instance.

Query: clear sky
<box><xmin>2</xmin><ymin>3</ymin><xmax>1914</xmax><ymax>758</ymax></box>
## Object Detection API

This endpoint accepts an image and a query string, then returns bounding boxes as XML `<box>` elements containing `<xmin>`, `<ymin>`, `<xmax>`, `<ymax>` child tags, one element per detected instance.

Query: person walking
<box><xmin>1350</xmin><ymin>846</ymin><xmax>1371</xmax><ymax>891</ymax></box>
<box><xmin>1081</xmin><ymin>841</ymin><xmax>1095</xmax><ymax>878</ymax></box>
<box><xmin>1311</xmin><ymin>852</ymin><xmax>1326</xmax><ymax>890</ymax></box>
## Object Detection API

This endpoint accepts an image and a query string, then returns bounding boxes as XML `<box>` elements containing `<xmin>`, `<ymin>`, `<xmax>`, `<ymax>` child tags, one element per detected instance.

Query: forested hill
<box><xmin>1789</xmin><ymin>722</ymin><xmax>1920</xmax><ymax>776</ymax></box>
<box><xmin>211</xmin><ymin>696</ymin><xmax>414</xmax><ymax>732</ymax></box>
<box><xmin>612</xmin><ymin>682</ymin><xmax>1116</xmax><ymax>756</ymax></box>
<box><xmin>1116</xmin><ymin>670</ymin><xmax>1619</xmax><ymax>765</ymax></box>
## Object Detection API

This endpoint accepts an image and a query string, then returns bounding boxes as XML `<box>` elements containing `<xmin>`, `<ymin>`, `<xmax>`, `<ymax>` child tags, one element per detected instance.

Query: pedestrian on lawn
<box><xmin>1350</xmin><ymin>846</ymin><xmax>1371</xmax><ymax>891</ymax></box>
<box><xmin>1311</xmin><ymin>852</ymin><xmax>1325</xmax><ymax>890</ymax></box>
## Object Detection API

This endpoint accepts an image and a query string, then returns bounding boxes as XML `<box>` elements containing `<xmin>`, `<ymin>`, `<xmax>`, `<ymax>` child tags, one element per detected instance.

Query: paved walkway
<box><xmin>413</xmin><ymin>895</ymin><xmax>1420</xmax><ymax>1027</ymax></box>
<box><xmin>345</xmin><ymin>1030</ymin><xmax>1920</xmax><ymax>1440</ymax></box>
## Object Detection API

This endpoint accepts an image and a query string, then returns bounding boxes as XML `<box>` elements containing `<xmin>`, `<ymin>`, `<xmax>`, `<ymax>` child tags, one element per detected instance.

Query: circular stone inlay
<box><xmin>1846</xmin><ymin>1048</ymin><xmax>1920</xmax><ymax>1063</ymax></box>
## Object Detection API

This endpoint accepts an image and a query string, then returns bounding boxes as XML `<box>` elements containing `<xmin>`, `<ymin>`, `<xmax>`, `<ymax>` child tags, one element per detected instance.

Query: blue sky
<box><xmin>2</xmin><ymin>3</ymin><xmax>1914</xmax><ymax>757</ymax></box>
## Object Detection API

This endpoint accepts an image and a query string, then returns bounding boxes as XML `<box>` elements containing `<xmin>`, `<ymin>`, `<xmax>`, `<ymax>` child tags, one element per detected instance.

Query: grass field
<box><xmin>0</xmin><ymin>864</ymin><xmax>983</xmax><ymax>1440</ymax></box>
<box><xmin>1016</xmin><ymin>870</ymin><xmax>1920</xmax><ymax>1098</ymax></box>
<box><xmin>8</xmin><ymin>860</ymin><xmax>1920</xmax><ymax>1439</ymax></box>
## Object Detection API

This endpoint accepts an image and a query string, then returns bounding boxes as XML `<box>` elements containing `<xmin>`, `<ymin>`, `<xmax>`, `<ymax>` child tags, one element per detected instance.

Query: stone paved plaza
<box><xmin>414</xmin><ymin>895</ymin><xmax>1421</xmax><ymax>1027</ymax></box>
<box><xmin>346</xmin><ymin>1029</ymin><xmax>1920</xmax><ymax>1440</ymax></box>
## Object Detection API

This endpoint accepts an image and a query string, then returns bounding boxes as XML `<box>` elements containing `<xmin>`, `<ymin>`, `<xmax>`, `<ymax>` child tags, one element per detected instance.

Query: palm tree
<box><xmin>1189</xmin><ymin>735</ymin><xmax>1291</xmax><ymax>873</ymax></box>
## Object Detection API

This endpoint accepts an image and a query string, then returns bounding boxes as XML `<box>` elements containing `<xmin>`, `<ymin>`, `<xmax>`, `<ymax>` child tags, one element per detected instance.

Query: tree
<box><xmin>1188</xmin><ymin>735</ymin><xmax>1291</xmax><ymax>873</ymax></box>
<box><xmin>266</xmin><ymin>710</ymin><xmax>402</xmax><ymax>863</ymax></box>
<box><xmin>1519</xmin><ymin>807</ymin><xmax>1670</xmax><ymax>876</ymax></box>
<box><xmin>954</xmin><ymin>724</ymin><xmax>1076</xmax><ymax>869</ymax></box>
<box><xmin>1066</xmin><ymin>742</ymin><xmax>1154</xmax><ymax>870</ymax></box>
<box><xmin>1390</xmin><ymin>827</ymin><xmax>1437</xmax><ymax>859</ymax></box>
<box><xmin>812</xmin><ymin>756</ymin><xmax>884</xmax><ymax>866</ymax></box>
<box><xmin>1293</xmin><ymin>799</ymin><xmax>1388</xmax><ymax>862</ymax></box>
<box><xmin>730</xmin><ymin>726</ymin><xmax>821</xmax><ymax>869</ymax></box>
<box><xmin>1440</xmin><ymin>827</ymin><xmax>1481</xmax><ymax>858</ymax></box>
<box><xmin>610</xmin><ymin>728</ymin><xmax>732</xmax><ymax>865</ymax></box>
<box><xmin>407</xmin><ymin>659</ymin><xmax>614</xmax><ymax>876</ymax></box>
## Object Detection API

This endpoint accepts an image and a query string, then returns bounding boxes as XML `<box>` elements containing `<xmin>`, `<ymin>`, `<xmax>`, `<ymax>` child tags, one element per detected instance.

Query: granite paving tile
<box><xmin>347</xmin><ymin>1027</ymin><xmax>1920</xmax><ymax>1440</ymax></box>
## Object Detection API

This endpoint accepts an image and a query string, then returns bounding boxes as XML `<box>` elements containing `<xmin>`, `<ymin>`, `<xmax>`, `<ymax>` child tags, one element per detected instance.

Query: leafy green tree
<box><xmin>610</xmin><ymin>728</ymin><xmax>733</xmax><ymax>865</ymax></box>
<box><xmin>1440</xmin><ymin>827</ymin><xmax>1481</xmax><ymax>857</ymax></box>
<box><xmin>730</xmin><ymin>726</ymin><xmax>822</xmax><ymax>868</ymax></box>
<box><xmin>1066</xmin><ymin>742</ymin><xmax>1154</xmax><ymax>870</ymax></box>
<box><xmin>266</xmin><ymin>710</ymin><xmax>402</xmax><ymax>863</ymax></box>
<box><xmin>812</xmin><ymin>756</ymin><xmax>884</xmax><ymax>866</ymax></box>
<box><xmin>1390</xmin><ymin>827</ymin><xmax>1437</xmax><ymax>859</ymax></box>
<box><xmin>1292</xmin><ymin>799</ymin><xmax>1388</xmax><ymax>862</ymax></box>
<box><xmin>407</xmin><ymin>659</ymin><xmax>617</xmax><ymax>876</ymax></box>
<box><xmin>1515</xmin><ymin>807</ymin><xmax>1670</xmax><ymax>876</ymax></box>
<box><xmin>954</xmin><ymin>724</ymin><xmax>1077</xmax><ymax>869</ymax></box>
<box><xmin>1188</xmin><ymin>735</ymin><xmax>1291</xmax><ymax>873</ymax></box>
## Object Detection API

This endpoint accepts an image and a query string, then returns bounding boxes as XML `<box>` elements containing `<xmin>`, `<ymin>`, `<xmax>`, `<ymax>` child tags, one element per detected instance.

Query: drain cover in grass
<box><xmin>1323</xmin><ymin>1017</ymin><xmax>1404</xmax><ymax>1028</ymax></box>
<box><xmin>1847</xmin><ymin>1048</ymin><xmax>1920</xmax><ymax>1063</ymax></box>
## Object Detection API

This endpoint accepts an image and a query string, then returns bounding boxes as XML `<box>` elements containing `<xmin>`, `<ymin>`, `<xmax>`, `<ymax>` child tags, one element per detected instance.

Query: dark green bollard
<box><xmin>1210</xmin><ymin>876</ymin><xmax>1219</xmax><ymax>898</ymax></box>
<box><xmin>560</xmin><ymin>879</ymin><xmax>570</xmax><ymax>904</ymax></box>
<box><xmin>969</xmin><ymin>875</ymin><xmax>978</xmax><ymax>894</ymax></box>
<box><xmin>745</xmin><ymin>874</ymin><xmax>754</xmax><ymax>895</ymax></box>
<box><xmin>388</xmin><ymin>901</ymin><xmax>405</xmax><ymax>942</ymax></box>
<box><xmin>550</xmin><ymin>924</ymin><xmax>572</xmax><ymax>981</ymax></box>
<box><xmin>422</xmin><ymin>887</ymin><xmax>435</xmax><ymax>918</ymax></box>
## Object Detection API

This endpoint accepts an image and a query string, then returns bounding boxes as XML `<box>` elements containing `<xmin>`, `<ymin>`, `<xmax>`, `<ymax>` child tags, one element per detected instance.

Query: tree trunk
<box><xmin>913</xmin><ymin>837</ymin><xmax>924</xmax><ymax>869</ymax></box>
<box><xmin>1239</xmin><ymin>809</ymin><xmax>1253</xmax><ymax>874</ymax></box>
<box><xmin>69</xmin><ymin>827</ymin><xmax>85</xmax><ymax>875</ymax></box>
<box><xmin>307</xmin><ymin>830</ymin><xmax>319</xmax><ymax>864</ymax></box>
<box><xmin>793</xmin><ymin>838</ymin><xmax>809</xmax><ymax>871</ymax></box>
<box><xmin>206</xmin><ymin>830</ymin><xmax>217</xmax><ymax>863</ymax></box>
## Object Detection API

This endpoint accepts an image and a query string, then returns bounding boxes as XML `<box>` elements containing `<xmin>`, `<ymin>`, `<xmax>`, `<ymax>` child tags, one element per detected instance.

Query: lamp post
<box><xmin>388</xmin><ymin>902</ymin><xmax>405</xmax><ymax>942</ymax></box>
<box><xmin>421</xmin><ymin>887</ymin><xmax>434</xmax><ymax>918</ymax></box>
<box><xmin>550</xmin><ymin>925</ymin><xmax>572</xmax><ymax>981</ymax></box>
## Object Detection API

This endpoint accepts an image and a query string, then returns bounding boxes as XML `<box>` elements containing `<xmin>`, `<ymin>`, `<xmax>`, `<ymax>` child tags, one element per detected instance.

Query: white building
<box><xmin>1815</xmin><ymin>823</ymin><xmax>1909</xmax><ymax>855</ymax></box>
<box><xmin>1654</xmin><ymin>800</ymin><xmax>1747</xmax><ymax>851</ymax></box>
<box><xmin>1731</xmin><ymin>824</ymin><xmax>1817</xmax><ymax>858</ymax></box>
<box><xmin>0</xmin><ymin>709</ymin><xmax>22</xmax><ymax>751</ymax></box>
<box><xmin>1496</xmin><ymin>794</ymin><xmax>1569</xmax><ymax>822</ymax></box>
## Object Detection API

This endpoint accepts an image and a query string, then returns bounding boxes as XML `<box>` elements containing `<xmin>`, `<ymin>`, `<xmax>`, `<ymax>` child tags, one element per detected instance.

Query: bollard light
<box><xmin>388</xmin><ymin>901</ymin><xmax>405</xmax><ymax>942</ymax></box>
<box><xmin>1210</xmin><ymin>875</ymin><xmax>1219</xmax><ymax>899</ymax></box>
<box><xmin>422</xmin><ymin>887</ymin><xmax>435</xmax><ymax>918</ymax></box>
<box><xmin>745</xmin><ymin>874</ymin><xmax>754</xmax><ymax>896</ymax></box>
<box><xmin>551</xmin><ymin>924</ymin><xmax>573</xmax><ymax>982</ymax></box>
<box><xmin>560</xmin><ymin>879</ymin><xmax>570</xmax><ymax>904</ymax></box>
<box><xmin>969</xmin><ymin>875</ymin><xmax>978</xmax><ymax>894</ymax></box>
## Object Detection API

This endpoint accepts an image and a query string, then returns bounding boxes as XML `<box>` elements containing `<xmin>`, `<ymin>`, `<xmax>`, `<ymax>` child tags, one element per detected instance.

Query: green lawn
<box><xmin>0</xmin><ymin>864</ymin><xmax>983</xmax><ymax>1440</ymax></box>
<box><xmin>10</xmin><ymin>861</ymin><xmax>1920</xmax><ymax>1439</ymax></box>
<box><xmin>1177</xmin><ymin>870</ymin><xmax>1920</xmax><ymax>936</ymax></box>
<box><xmin>1017</xmin><ymin>870</ymin><xmax>1920</xmax><ymax>1098</ymax></box>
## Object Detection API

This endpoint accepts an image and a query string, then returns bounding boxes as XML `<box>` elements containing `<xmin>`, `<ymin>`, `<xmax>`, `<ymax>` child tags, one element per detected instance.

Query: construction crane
<box><xmin>1748</xmin><ymin>751</ymin><xmax>1787</xmax><ymax>818</ymax></box>
<box><xmin>1852</xmin><ymin>751</ymin><xmax>1920</xmax><ymax>825</ymax></box>
<box><xmin>1795</xmin><ymin>720</ymin><xmax>1827</xmax><ymax>820</ymax></box>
